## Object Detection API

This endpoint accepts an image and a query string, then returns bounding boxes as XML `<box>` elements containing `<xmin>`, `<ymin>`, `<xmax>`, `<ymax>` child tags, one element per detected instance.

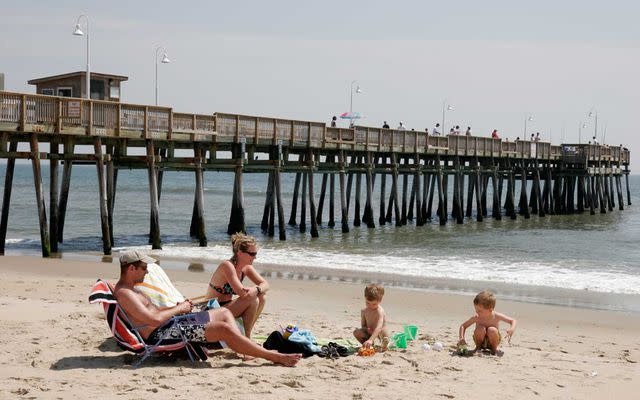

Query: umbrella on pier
<box><xmin>340</xmin><ymin>111</ymin><xmax>362</xmax><ymax>121</ymax></box>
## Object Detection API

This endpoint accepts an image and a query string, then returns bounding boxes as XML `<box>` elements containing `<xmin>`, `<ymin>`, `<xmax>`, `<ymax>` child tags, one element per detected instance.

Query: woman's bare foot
<box><xmin>270</xmin><ymin>351</ymin><xmax>302</xmax><ymax>367</ymax></box>
<box><xmin>240</xmin><ymin>354</ymin><xmax>256</xmax><ymax>361</ymax></box>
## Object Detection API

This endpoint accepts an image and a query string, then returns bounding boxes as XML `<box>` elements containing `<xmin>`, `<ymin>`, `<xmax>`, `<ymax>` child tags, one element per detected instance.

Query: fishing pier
<box><xmin>0</xmin><ymin>91</ymin><xmax>632</xmax><ymax>257</ymax></box>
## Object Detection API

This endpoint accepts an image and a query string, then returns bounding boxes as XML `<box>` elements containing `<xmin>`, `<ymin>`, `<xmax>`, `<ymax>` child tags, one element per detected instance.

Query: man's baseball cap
<box><xmin>119</xmin><ymin>250</ymin><xmax>156</xmax><ymax>265</ymax></box>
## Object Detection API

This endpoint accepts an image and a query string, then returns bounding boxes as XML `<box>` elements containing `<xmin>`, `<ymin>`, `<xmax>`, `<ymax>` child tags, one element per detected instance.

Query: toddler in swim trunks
<box><xmin>458</xmin><ymin>290</ymin><xmax>517</xmax><ymax>355</ymax></box>
<box><xmin>353</xmin><ymin>284</ymin><xmax>390</xmax><ymax>350</ymax></box>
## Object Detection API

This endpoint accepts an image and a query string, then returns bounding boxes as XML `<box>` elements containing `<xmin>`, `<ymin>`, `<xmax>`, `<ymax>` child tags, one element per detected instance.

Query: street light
<box><xmin>523</xmin><ymin>114</ymin><xmax>533</xmax><ymax>136</ymax></box>
<box><xmin>155</xmin><ymin>46</ymin><xmax>171</xmax><ymax>106</ymax></box>
<box><xmin>588</xmin><ymin>108</ymin><xmax>598</xmax><ymax>143</ymax></box>
<box><xmin>349</xmin><ymin>80</ymin><xmax>362</xmax><ymax>127</ymax></box>
<box><xmin>442</xmin><ymin>100</ymin><xmax>454</xmax><ymax>135</ymax></box>
<box><xmin>72</xmin><ymin>14</ymin><xmax>90</xmax><ymax>99</ymax></box>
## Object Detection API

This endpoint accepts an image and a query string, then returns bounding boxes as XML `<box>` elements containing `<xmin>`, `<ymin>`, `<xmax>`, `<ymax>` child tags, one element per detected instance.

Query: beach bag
<box><xmin>263</xmin><ymin>331</ymin><xmax>317</xmax><ymax>358</ymax></box>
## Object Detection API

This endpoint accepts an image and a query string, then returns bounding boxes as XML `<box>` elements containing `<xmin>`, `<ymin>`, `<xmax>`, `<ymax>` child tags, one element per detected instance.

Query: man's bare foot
<box><xmin>270</xmin><ymin>351</ymin><xmax>302</xmax><ymax>367</ymax></box>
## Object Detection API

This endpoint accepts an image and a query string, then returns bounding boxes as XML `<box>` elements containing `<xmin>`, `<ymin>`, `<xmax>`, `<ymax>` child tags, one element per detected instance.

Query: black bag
<box><xmin>262</xmin><ymin>331</ymin><xmax>317</xmax><ymax>358</ymax></box>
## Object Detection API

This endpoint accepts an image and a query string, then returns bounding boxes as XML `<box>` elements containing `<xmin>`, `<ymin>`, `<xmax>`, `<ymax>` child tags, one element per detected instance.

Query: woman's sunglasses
<box><xmin>243</xmin><ymin>250</ymin><xmax>258</xmax><ymax>257</ymax></box>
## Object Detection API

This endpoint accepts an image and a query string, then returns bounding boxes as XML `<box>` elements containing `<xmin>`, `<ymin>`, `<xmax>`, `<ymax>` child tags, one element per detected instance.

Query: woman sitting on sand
<box><xmin>205</xmin><ymin>233</ymin><xmax>268</xmax><ymax>339</ymax></box>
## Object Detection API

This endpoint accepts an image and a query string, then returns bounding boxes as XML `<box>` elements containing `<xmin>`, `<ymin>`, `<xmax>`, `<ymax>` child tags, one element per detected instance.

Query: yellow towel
<box><xmin>135</xmin><ymin>263</ymin><xmax>185</xmax><ymax>307</ymax></box>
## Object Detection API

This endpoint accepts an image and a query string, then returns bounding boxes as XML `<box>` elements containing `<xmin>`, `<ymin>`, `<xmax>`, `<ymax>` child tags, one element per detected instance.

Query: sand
<box><xmin>0</xmin><ymin>255</ymin><xmax>638</xmax><ymax>400</ymax></box>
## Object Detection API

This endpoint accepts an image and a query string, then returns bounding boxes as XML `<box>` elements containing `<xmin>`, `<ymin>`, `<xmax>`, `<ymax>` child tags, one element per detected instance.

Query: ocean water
<box><xmin>1</xmin><ymin>163</ymin><xmax>639</xmax><ymax>311</ymax></box>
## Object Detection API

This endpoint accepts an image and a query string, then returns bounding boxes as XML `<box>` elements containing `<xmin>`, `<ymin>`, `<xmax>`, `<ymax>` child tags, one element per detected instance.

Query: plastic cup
<box><xmin>403</xmin><ymin>325</ymin><xmax>418</xmax><ymax>341</ymax></box>
<box><xmin>391</xmin><ymin>333</ymin><xmax>407</xmax><ymax>349</ymax></box>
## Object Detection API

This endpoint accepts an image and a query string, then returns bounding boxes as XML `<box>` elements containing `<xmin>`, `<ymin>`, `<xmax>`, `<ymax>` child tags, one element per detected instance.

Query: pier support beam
<box><xmin>49</xmin><ymin>138</ymin><xmax>59</xmax><ymax>252</ymax></box>
<box><xmin>194</xmin><ymin>147</ymin><xmax>207</xmax><ymax>246</ymax></box>
<box><xmin>363</xmin><ymin>152</ymin><xmax>376</xmax><ymax>228</ymax></box>
<box><xmin>338</xmin><ymin>151</ymin><xmax>349</xmax><ymax>233</ymax></box>
<box><xmin>379</xmin><ymin>155</ymin><xmax>387</xmax><ymax>226</ymax></box>
<box><xmin>57</xmin><ymin>137</ymin><xmax>75</xmax><ymax>243</ymax></box>
<box><xmin>0</xmin><ymin>139</ymin><xmax>17</xmax><ymax>255</ymax></box>
<box><xmin>328</xmin><ymin>155</ymin><xmax>336</xmax><ymax>228</ymax></box>
<box><xmin>146</xmin><ymin>140</ymin><xmax>161</xmax><ymax>249</ymax></box>
<box><xmin>491</xmin><ymin>169</ymin><xmax>502</xmax><ymax>220</ymax></box>
<box><xmin>93</xmin><ymin>137</ymin><xmax>111</xmax><ymax>255</ymax></box>
<box><xmin>308</xmin><ymin>152</ymin><xmax>319</xmax><ymax>238</ymax></box>
<box><xmin>353</xmin><ymin>156</ymin><xmax>362</xmax><ymax>227</ymax></box>
<box><xmin>30</xmin><ymin>134</ymin><xmax>50</xmax><ymax>257</ymax></box>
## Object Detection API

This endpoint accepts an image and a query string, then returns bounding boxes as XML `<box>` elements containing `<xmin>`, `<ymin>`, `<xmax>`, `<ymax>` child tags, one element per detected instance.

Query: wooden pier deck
<box><xmin>0</xmin><ymin>91</ymin><xmax>632</xmax><ymax>257</ymax></box>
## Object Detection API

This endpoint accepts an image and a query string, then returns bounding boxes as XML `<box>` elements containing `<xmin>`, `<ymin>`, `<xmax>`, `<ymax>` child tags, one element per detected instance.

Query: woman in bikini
<box><xmin>205</xmin><ymin>233</ymin><xmax>268</xmax><ymax>340</ymax></box>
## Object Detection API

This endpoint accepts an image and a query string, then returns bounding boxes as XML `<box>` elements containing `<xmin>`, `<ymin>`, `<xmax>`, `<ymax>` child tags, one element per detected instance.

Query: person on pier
<box><xmin>433</xmin><ymin>123</ymin><xmax>441</xmax><ymax>136</ymax></box>
<box><xmin>491</xmin><ymin>129</ymin><xmax>499</xmax><ymax>139</ymax></box>
<box><xmin>382</xmin><ymin>121</ymin><xmax>390</xmax><ymax>129</ymax></box>
<box><xmin>206</xmin><ymin>233</ymin><xmax>269</xmax><ymax>340</ymax></box>
<box><xmin>114</xmin><ymin>250</ymin><xmax>300</xmax><ymax>366</ymax></box>
<box><xmin>330</xmin><ymin>116</ymin><xmax>337</xmax><ymax>127</ymax></box>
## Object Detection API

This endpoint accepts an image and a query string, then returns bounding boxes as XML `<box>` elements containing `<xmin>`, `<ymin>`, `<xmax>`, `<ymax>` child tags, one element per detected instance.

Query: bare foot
<box><xmin>241</xmin><ymin>354</ymin><xmax>256</xmax><ymax>361</ymax></box>
<box><xmin>271</xmin><ymin>352</ymin><xmax>302</xmax><ymax>367</ymax></box>
<box><xmin>381</xmin><ymin>337</ymin><xmax>390</xmax><ymax>351</ymax></box>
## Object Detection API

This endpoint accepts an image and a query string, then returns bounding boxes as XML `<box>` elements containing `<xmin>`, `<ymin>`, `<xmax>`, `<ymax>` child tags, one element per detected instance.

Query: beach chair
<box><xmin>89</xmin><ymin>279</ymin><xmax>210</xmax><ymax>368</ymax></box>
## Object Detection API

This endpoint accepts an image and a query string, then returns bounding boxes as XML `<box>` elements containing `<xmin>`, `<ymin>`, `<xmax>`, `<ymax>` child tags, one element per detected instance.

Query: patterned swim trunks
<box><xmin>147</xmin><ymin>311</ymin><xmax>210</xmax><ymax>344</ymax></box>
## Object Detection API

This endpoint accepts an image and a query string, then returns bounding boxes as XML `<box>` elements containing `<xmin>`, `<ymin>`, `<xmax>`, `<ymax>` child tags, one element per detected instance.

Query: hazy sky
<box><xmin>2</xmin><ymin>1</ymin><xmax>639</xmax><ymax>166</ymax></box>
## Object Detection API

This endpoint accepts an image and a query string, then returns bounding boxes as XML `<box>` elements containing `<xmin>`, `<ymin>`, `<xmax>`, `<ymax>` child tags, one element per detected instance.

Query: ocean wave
<box><xmin>116</xmin><ymin>243</ymin><xmax>640</xmax><ymax>295</ymax></box>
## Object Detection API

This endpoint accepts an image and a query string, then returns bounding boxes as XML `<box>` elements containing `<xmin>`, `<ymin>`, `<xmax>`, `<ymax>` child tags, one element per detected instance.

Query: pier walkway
<box><xmin>0</xmin><ymin>91</ymin><xmax>632</xmax><ymax>257</ymax></box>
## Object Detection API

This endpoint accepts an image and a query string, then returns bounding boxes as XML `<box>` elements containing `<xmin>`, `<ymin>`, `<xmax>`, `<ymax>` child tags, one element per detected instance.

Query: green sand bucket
<box><xmin>391</xmin><ymin>332</ymin><xmax>407</xmax><ymax>349</ymax></box>
<box><xmin>403</xmin><ymin>325</ymin><xmax>418</xmax><ymax>341</ymax></box>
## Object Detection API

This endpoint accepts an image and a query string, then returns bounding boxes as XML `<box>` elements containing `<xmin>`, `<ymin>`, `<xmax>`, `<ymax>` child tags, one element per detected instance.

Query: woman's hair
<box><xmin>231</xmin><ymin>232</ymin><xmax>257</xmax><ymax>259</ymax></box>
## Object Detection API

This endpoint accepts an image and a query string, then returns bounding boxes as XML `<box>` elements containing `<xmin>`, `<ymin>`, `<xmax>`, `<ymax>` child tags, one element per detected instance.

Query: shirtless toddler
<box><xmin>353</xmin><ymin>284</ymin><xmax>390</xmax><ymax>350</ymax></box>
<box><xmin>458</xmin><ymin>290</ymin><xmax>517</xmax><ymax>355</ymax></box>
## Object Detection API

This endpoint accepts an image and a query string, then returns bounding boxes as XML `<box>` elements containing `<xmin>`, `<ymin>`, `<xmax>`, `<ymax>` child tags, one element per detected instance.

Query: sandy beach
<box><xmin>0</xmin><ymin>255</ymin><xmax>638</xmax><ymax>400</ymax></box>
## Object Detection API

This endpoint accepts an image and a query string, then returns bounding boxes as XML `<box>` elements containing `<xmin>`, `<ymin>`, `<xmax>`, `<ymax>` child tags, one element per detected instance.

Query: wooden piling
<box><xmin>625</xmin><ymin>171</ymin><xmax>631</xmax><ymax>205</ymax></box>
<box><xmin>316</xmin><ymin>171</ymin><xmax>328</xmax><ymax>225</ymax></box>
<box><xmin>454</xmin><ymin>168</ymin><xmax>464</xmax><ymax>224</ymax></box>
<box><xmin>534</xmin><ymin>167</ymin><xmax>545</xmax><ymax>217</ymax></box>
<box><xmin>415</xmin><ymin>156</ymin><xmax>424</xmax><ymax>226</ymax></box>
<box><xmin>146</xmin><ymin>140</ymin><xmax>161</xmax><ymax>249</ymax></box>
<box><xmin>0</xmin><ymin>140</ymin><xmax>17</xmax><ymax>255</ymax></box>
<box><xmin>400</xmin><ymin>165</ymin><xmax>408</xmax><ymax>225</ymax></box>
<box><xmin>608</xmin><ymin>172</ymin><xmax>616</xmax><ymax>211</ymax></box>
<box><xmin>378</xmin><ymin>155</ymin><xmax>387</xmax><ymax>226</ymax></box>
<box><xmin>437</xmin><ymin>166</ymin><xmax>446</xmax><ymax>225</ymax></box>
<box><xmin>364</xmin><ymin>152</ymin><xmax>375</xmax><ymax>228</ymax></box>
<box><xmin>274</xmin><ymin>167</ymin><xmax>287</xmax><ymax>240</ymax></box>
<box><xmin>30</xmin><ymin>134</ymin><xmax>51</xmax><ymax>257</ymax></box>
<box><xmin>520</xmin><ymin>166</ymin><xmax>531</xmax><ymax>218</ymax></box>
<box><xmin>57</xmin><ymin>138</ymin><xmax>74</xmax><ymax>243</ymax></box>
<box><xmin>576</xmin><ymin>176</ymin><xmax>585</xmax><ymax>214</ymax></box>
<box><xmin>587</xmin><ymin>175</ymin><xmax>595</xmax><ymax>215</ymax></box>
<box><xmin>492</xmin><ymin>170</ymin><xmax>501</xmax><ymax>220</ymax></box>
<box><xmin>268</xmin><ymin>172</ymin><xmax>276</xmax><ymax>238</ymax></box>
<box><xmin>597</xmin><ymin>175</ymin><xmax>606</xmax><ymax>214</ymax></box>
<box><xmin>507</xmin><ymin>170</ymin><xmax>517</xmax><ymax>220</ymax></box>
<box><xmin>328</xmin><ymin>155</ymin><xmax>336</xmax><ymax>228</ymax></box>
<box><xmin>300</xmin><ymin>166</ymin><xmax>307</xmax><ymax>233</ymax></box>
<box><xmin>616</xmin><ymin>175</ymin><xmax>624</xmax><ymax>211</ymax></box>
<box><xmin>261</xmin><ymin>171</ymin><xmax>274</xmax><ymax>233</ymax></box>
<box><xmin>354</xmin><ymin>158</ymin><xmax>362</xmax><ymax>227</ymax></box>
<box><xmin>308</xmin><ymin>154</ymin><xmax>319</xmax><ymax>238</ymax></box>
<box><xmin>49</xmin><ymin>137</ymin><xmax>59</xmax><ymax>252</ymax></box>
<box><xmin>466</xmin><ymin>171</ymin><xmax>474</xmax><ymax>218</ymax></box>
<box><xmin>288</xmin><ymin>172</ymin><xmax>301</xmax><ymax>226</ymax></box>
<box><xmin>106</xmin><ymin>144</ymin><xmax>116</xmax><ymax>246</ymax></box>
<box><xmin>421</xmin><ymin>165</ymin><xmax>429</xmax><ymax>223</ymax></box>
<box><xmin>475</xmin><ymin>168</ymin><xmax>483</xmax><ymax>222</ymax></box>
<box><xmin>338</xmin><ymin>151</ymin><xmax>349</xmax><ymax>233</ymax></box>
<box><xmin>391</xmin><ymin>154</ymin><xmax>401</xmax><ymax>226</ymax></box>
<box><xmin>194</xmin><ymin>148</ymin><xmax>207</xmax><ymax>246</ymax></box>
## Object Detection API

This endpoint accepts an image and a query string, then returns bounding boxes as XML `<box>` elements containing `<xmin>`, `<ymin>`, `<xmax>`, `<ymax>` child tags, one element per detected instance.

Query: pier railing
<box><xmin>0</xmin><ymin>90</ymin><xmax>629</xmax><ymax>163</ymax></box>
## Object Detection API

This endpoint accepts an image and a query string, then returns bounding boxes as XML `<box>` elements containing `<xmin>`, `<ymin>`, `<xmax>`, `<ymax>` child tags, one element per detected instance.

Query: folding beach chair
<box><xmin>89</xmin><ymin>279</ymin><xmax>210</xmax><ymax>368</ymax></box>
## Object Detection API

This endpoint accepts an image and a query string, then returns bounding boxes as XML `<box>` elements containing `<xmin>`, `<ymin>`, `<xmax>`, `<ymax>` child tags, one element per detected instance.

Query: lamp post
<box><xmin>579</xmin><ymin>121</ymin><xmax>587</xmax><ymax>144</ymax></box>
<box><xmin>442</xmin><ymin>100</ymin><xmax>454</xmax><ymax>135</ymax></box>
<box><xmin>72</xmin><ymin>14</ymin><xmax>90</xmax><ymax>99</ymax></box>
<box><xmin>155</xmin><ymin>46</ymin><xmax>171</xmax><ymax>106</ymax></box>
<box><xmin>523</xmin><ymin>114</ymin><xmax>533</xmax><ymax>136</ymax></box>
<box><xmin>349</xmin><ymin>80</ymin><xmax>362</xmax><ymax>127</ymax></box>
<box><xmin>588</xmin><ymin>108</ymin><xmax>598</xmax><ymax>143</ymax></box>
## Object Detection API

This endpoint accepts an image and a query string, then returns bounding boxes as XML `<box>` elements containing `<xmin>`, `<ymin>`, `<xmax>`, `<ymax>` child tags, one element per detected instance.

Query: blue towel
<box><xmin>288</xmin><ymin>329</ymin><xmax>321</xmax><ymax>353</ymax></box>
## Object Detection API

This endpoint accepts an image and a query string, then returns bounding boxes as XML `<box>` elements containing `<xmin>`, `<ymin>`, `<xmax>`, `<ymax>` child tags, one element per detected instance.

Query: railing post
<box><xmin>56</xmin><ymin>98</ymin><xmax>62</xmax><ymax>133</ymax></box>
<box><xmin>167</xmin><ymin>108</ymin><xmax>173</xmax><ymax>140</ymax></box>
<box><xmin>235</xmin><ymin>115</ymin><xmax>240</xmax><ymax>143</ymax></box>
<box><xmin>87</xmin><ymin>101</ymin><xmax>94</xmax><ymax>135</ymax></box>
<box><xmin>20</xmin><ymin>94</ymin><xmax>27</xmax><ymax>131</ymax></box>
<box><xmin>307</xmin><ymin>122</ymin><xmax>312</xmax><ymax>148</ymax></box>
<box><xmin>116</xmin><ymin>103</ymin><xmax>121</xmax><ymax>136</ymax></box>
<box><xmin>255</xmin><ymin>116</ymin><xmax>260</xmax><ymax>144</ymax></box>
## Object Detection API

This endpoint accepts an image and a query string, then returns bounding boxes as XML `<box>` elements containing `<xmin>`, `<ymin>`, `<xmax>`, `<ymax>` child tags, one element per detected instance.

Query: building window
<box><xmin>57</xmin><ymin>87</ymin><xmax>73</xmax><ymax>97</ymax></box>
<box><xmin>109</xmin><ymin>83</ymin><xmax>120</xmax><ymax>99</ymax></box>
<box><xmin>42</xmin><ymin>88</ymin><xmax>54</xmax><ymax>96</ymax></box>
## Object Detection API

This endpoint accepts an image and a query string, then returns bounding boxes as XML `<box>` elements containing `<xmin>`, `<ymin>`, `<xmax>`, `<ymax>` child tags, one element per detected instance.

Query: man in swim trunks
<box><xmin>458</xmin><ymin>290</ymin><xmax>517</xmax><ymax>355</ymax></box>
<box><xmin>114</xmin><ymin>250</ymin><xmax>301</xmax><ymax>366</ymax></box>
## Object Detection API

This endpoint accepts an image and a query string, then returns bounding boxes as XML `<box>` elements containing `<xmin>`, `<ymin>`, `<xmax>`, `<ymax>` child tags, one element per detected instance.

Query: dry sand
<box><xmin>0</xmin><ymin>255</ymin><xmax>638</xmax><ymax>400</ymax></box>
